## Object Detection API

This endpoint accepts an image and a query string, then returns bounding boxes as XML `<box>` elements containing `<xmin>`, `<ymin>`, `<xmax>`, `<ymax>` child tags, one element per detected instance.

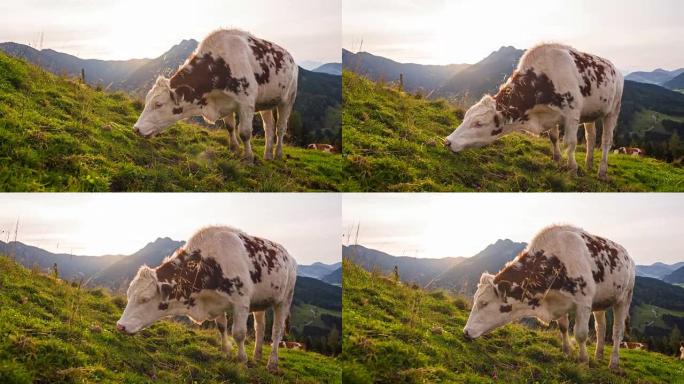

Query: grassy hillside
<box><xmin>0</xmin><ymin>52</ymin><xmax>347</xmax><ymax>191</ymax></box>
<box><xmin>0</xmin><ymin>256</ymin><xmax>341</xmax><ymax>383</ymax></box>
<box><xmin>343</xmin><ymin>71</ymin><xmax>684</xmax><ymax>191</ymax></box>
<box><xmin>342</xmin><ymin>260</ymin><xmax>684</xmax><ymax>384</ymax></box>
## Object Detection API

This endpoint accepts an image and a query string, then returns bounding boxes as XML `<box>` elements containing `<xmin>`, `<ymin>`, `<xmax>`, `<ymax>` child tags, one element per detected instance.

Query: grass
<box><xmin>631</xmin><ymin>304</ymin><xmax>684</xmax><ymax>333</ymax></box>
<box><xmin>342</xmin><ymin>260</ymin><xmax>684</xmax><ymax>384</ymax></box>
<box><xmin>342</xmin><ymin>70</ymin><xmax>684</xmax><ymax>191</ymax></box>
<box><xmin>0</xmin><ymin>52</ymin><xmax>348</xmax><ymax>191</ymax></box>
<box><xmin>0</xmin><ymin>256</ymin><xmax>341</xmax><ymax>383</ymax></box>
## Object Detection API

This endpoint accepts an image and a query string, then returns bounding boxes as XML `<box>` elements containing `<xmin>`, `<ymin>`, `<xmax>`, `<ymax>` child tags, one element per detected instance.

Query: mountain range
<box><xmin>635</xmin><ymin>261</ymin><xmax>684</xmax><ymax>279</ymax></box>
<box><xmin>625</xmin><ymin>68</ymin><xmax>684</xmax><ymax>87</ymax></box>
<box><xmin>663</xmin><ymin>265</ymin><xmax>684</xmax><ymax>284</ymax></box>
<box><xmin>313</xmin><ymin>62</ymin><xmax>342</xmax><ymax>76</ymax></box>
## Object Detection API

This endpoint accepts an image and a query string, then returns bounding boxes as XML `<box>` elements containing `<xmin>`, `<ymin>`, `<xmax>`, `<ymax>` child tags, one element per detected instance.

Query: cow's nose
<box><xmin>133</xmin><ymin>126</ymin><xmax>141</xmax><ymax>135</ymax></box>
<box><xmin>444</xmin><ymin>138</ymin><xmax>451</xmax><ymax>147</ymax></box>
<box><xmin>463</xmin><ymin>329</ymin><xmax>472</xmax><ymax>340</ymax></box>
<box><xmin>116</xmin><ymin>323</ymin><xmax>126</xmax><ymax>333</ymax></box>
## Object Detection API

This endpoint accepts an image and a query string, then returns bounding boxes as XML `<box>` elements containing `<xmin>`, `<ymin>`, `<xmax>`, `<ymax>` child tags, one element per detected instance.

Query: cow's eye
<box><xmin>154</xmin><ymin>102</ymin><xmax>163</xmax><ymax>109</ymax></box>
<box><xmin>140</xmin><ymin>297</ymin><xmax>150</xmax><ymax>304</ymax></box>
<box><xmin>479</xmin><ymin>301</ymin><xmax>488</xmax><ymax>308</ymax></box>
<box><xmin>473</xmin><ymin>121</ymin><xmax>482</xmax><ymax>128</ymax></box>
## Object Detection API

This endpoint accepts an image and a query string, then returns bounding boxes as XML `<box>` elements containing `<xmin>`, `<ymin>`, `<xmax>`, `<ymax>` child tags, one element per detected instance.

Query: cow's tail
<box><xmin>624</xmin><ymin>314</ymin><xmax>631</xmax><ymax>337</ymax></box>
<box><xmin>285</xmin><ymin>315</ymin><xmax>290</xmax><ymax>336</ymax></box>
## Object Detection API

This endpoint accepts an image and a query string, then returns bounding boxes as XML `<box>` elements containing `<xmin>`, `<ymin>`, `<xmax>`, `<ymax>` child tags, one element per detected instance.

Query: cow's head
<box><xmin>444</xmin><ymin>95</ymin><xmax>505</xmax><ymax>153</ymax></box>
<box><xmin>116</xmin><ymin>265</ymin><xmax>175</xmax><ymax>334</ymax></box>
<box><xmin>133</xmin><ymin>76</ymin><xmax>198</xmax><ymax>137</ymax></box>
<box><xmin>463</xmin><ymin>273</ymin><xmax>519</xmax><ymax>339</ymax></box>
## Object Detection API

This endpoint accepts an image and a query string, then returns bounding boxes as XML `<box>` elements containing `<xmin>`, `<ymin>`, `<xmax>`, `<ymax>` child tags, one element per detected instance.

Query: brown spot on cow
<box><xmin>247</xmin><ymin>36</ymin><xmax>286</xmax><ymax>85</ymax></box>
<box><xmin>491</xmin><ymin>127</ymin><xmax>503</xmax><ymax>136</ymax></box>
<box><xmin>494</xmin><ymin>68</ymin><xmax>575</xmax><ymax>122</ymax></box>
<box><xmin>238</xmin><ymin>234</ymin><xmax>284</xmax><ymax>284</ymax></box>
<box><xmin>581</xmin><ymin>234</ymin><xmax>622</xmax><ymax>283</ymax></box>
<box><xmin>170</xmin><ymin>53</ymin><xmax>250</xmax><ymax>105</ymax></box>
<box><xmin>592</xmin><ymin>298</ymin><xmax>615</xmax><ymax>311</ymax></box>
<box><xmin>158</xmin><ymin>302</ymin><xmax>169</xmax><ymax>310</ymax></box>
<box><xmin>156</xmin><ymin>248</ymin><xmax>245</xmax><ymax>308</ymax></box>
<box><xmin>494</xmin><ymin>250</ymin><xmax>588</xmax><ymax>308</ymax></box>
<box><xmin>172</xmin><ymin>107</ymin><xmax>183</xmax><ymax>115</ymax></box>
<box><xmin>499</xmin><ymin>304</ymin><xmax>512</xmax><ymax>313</ymax></box>
<box><xmin>569</xmin><ymin>50</ymin><xmax>609</xmax><ymax>97</ymax></box>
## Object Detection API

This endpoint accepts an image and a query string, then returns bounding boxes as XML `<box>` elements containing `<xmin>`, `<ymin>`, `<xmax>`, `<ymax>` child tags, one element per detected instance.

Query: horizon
<box><xmin>0</xmin><ymin>0</ymin><xmax>341</xmax><ymax>63</ymax></box>
<box><xmin>343</xmin><ymin>0</ymin><xmax>684</xmax><ymax>72</ymax></box>
<box><xmin>342</xmin><ymin>193</ymin><xmax>684</xmax><ymax>265</ymax></box>
<box><xmin>0</xmin><ymin>193</ymin><xmax>341</xmax><ymax>265</ymax></box>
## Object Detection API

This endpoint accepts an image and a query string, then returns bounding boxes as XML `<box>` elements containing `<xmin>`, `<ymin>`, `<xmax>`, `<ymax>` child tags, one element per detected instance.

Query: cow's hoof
<box><xmin>267</xmin><ymin>361</ymin><xmax>279</xmax><ymax>373</ymax></box>
<box><xmin>568</xmin><ymin>169</ymin><xmax>578</xmax><ymax>177</ymax></box>
<box><xmin>609</xmin><ymin>362</ymin><xmax>620</xmax><ymax>372</ymax></box>
<box><xmin>237</xmin><ymin>353</ymin><xmax>248</xmax><ymax>364</ymax></box>
<box><xmin>598</xmin><ymin>172</ymin><xmax>608</xmax><ymax>181</ymax></box>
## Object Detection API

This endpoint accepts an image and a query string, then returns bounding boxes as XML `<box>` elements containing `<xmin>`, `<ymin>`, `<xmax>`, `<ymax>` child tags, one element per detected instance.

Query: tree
<box><xmin>668</xmin><ymin>131</ymin><xmax>682</xmax><ymax>159</ymax></box>
<box><xmin>669</xmin><ymin>325</ymin><xmax>681</xmax><ymax>355</ymax></box>
<box><xmin>327</xmin><ymin>325</ymin><xmax>340</xmax><ymax>356</ymax></box>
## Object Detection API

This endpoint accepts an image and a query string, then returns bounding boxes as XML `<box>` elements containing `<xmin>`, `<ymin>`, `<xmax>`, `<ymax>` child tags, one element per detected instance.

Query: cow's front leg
<box><xmin>584</xmin><ymin>122</ymin><xmax>596</xmax><ymax>170</ymax></box>
<box><xmin>574</xmin><ymin>306</ymin><xmax>591</xmax><ymax>363</ymax></box>
<box><xmin>238</xmin><ymin>107</ymin><xmax>256</xmax><ymax>163</ymax></box>
<box><xmin>216</xmin><ymin>313</ymin><xmax>233</xmax><ymax>359</ymax></box>
<box><xmin>599</xmin><ymin>111</ymin><xmax>619</xmax><ymax>180</ymax></box>
<box><xmin>231</xmin><ymin>305</ymin><xmax>249</xmax><ymax>363</ymax></box>
<box><xmin>275</xmin><ymin>102</ymin><xmax>294</xmax><ymax>160</ymax></box>
<box><xmin>267</xmin><ymin>302</ymin><xmax>290</xmax><ymax>372</ymax></box>
<box><xmin>557</xmin><ymin>313</ymin><xmax>572</xmax><ymax>356</ymax></box>
<box><xmin>610</xmin><ymin>302</ymin><xmax>629</xmax><ymax>370</ymax></box>
<box><xmin>261</xmin><ymin>110</ymin><xmax>276</xmax><ymax>160</ymax></box>
<box><xmin>253</xmin><ymin>311</ymin><xmax>266</xmax><ymax>362</ymax></box>
<box><xmin>562</xmin><ymin>117</ymin><xmax>580</xmax><ymax>176</ymax></box>
<box><xmin>549</xmin><ymin>124</ymin><xmax>561</xmax><ymax>164</ymax></box>
<box><xmin>594</xmin><ymin>310</ymin><xmax>606</xmax><ymax>360</ymax></box>
<box><xmin>224</xmin><ymin>114</ymin><xmax>240</xmax><ymax>153</ymax></box>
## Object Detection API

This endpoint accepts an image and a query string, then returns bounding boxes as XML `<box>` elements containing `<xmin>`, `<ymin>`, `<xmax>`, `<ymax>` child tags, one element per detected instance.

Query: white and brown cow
<box><xmin>613</xmin><ymin>147</ymin><xmax>644</xmax><ymax>156</ymax></box>
<box><xmin>464</xmin><ymin>225</ymin><xmax>635</xmax><ymax>370</ymax></box>
<box><xmin>116</xmin><ymin>226</ymin><xmax>297</xmax><ymax>372</ymax></box>
<box><xmin>620</xmin><ymin>341</ymin><xmax>646</xmax><ymax>350</ymax></box>
<box><xmin>307</xmin><ymin>143</ymin><xmax>335</xmax><ymax>153</ymax></box>
<box><xmin>133</xmin><ymin>29</ymin><xmax>298</xmax><ymax>162</ymax></box>
<box><xmin>445</xmin><ymin>44</ymin><xmax>624</xmax><ymax>180</ymax></box>
<box><xmin>680</xmin><ymin>341</ymin><xmax>684</xmax><ymax>360</ymax></box>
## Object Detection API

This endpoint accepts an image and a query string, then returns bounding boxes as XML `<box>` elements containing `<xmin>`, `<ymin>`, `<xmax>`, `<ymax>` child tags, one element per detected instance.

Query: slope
<box><xmin>0</xmin><ymin>52</ymin><xmax>348</xmax><ymax>191</ymax></box>
<box><xmin>624</xmin><ymin>68</ymin><xmax>684</xmax><ymax>86</ymax></box>
<box><xmin>663</xmin><ymin>72</ymin><xmax>684</xmax><ymax>91</ymax></box>
<box><xmin>342</xmin><ymin>260</ymin><xmax>684</xmax><ymax>384</ymax></box>
<box><xmin>664</xmin><ymin>265</ymin><xmax>684</xmax><ymax>284</ymax></box>
<box><xmin>343</xmin><ymin>70</ymin><xmax>684</xmax><ymax>191</ymax></box>
<box><xmin>636</xmin><ymin>262</ymin><xmax>684</xmax><ymax>280</ymax></box>
<box><xmin>0</xmin><ymin>256</ymin><xmax>340</xmax><ymax>384</ymax></box>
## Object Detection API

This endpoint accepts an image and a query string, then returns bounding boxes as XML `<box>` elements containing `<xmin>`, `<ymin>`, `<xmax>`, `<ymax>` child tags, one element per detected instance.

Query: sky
<box><xmin>0</xmin><ymin>193</ymin><xmax>341</xmax><ymax>265</ymax></box>
<box><xmin>342</xmin><ymin>193</ymin><xmax>684</xmax><ymax>265</ymax></box>
<box><xmin>343</xmin><ymin>0</ymin><xmax>684</xmax><ymax>72</ymax></box>
<box><xmin>0</xmin><ymin>0</ymin><xmax>341</xmax><ymax>65</ymax></box>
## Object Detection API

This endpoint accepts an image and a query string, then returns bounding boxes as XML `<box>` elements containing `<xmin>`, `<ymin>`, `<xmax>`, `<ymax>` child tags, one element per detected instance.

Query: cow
<box><xmin>133</xmin><ymin>29</ymin><xmax>298</xmax><ymax>162</ymax></box>
<box><xmin>463</xmin><ymin>225</ymin><xmax>635</xmax><ymax>370</ymax></box>
<box><xmin>307</xmin><ymin>143</ymin><xmax>335</xmax><ymax>153</ymax></box>
<box><xmin>445</xmin><ymin>44</ymin><xmax>624</xmax><ymax>180</ymax></box>
<box><xmin>116</xmin><ymin>226</ymin><xmax>297</xmax><ymax>372</ymax></box>
<box><xmin>620</xmin><ymin>341</ymin><xmax>646</xmax><ymax>350</ymax></box>
<box><xmin>278</xmin><ymin>341</ymin><xmax>304</xmax><ymax>350</ymax></box>
<box><xmin>613</xmin><ymin>147</ymin><xmax>644</xmax><ymax>156</ymax></box>
<box><xmin>680</xmin><ymin>341</ymin><xmax>684</xmax><ymax>360</ymax></box>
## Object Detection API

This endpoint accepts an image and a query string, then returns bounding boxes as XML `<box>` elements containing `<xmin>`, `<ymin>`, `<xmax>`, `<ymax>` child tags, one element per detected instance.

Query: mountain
<box><xmin>343</xmin><ymin>260</ymin><xmax>683</xmax><ymax>383</ymax></box>
<box><xmin>435</xmin><ymin>46</ymin><xmax>524</xmax><ymax>102</ymax></box>
<box><xmin>313</xmin><ymin>62</ymin><xmax>342</xmax><ymax>76</ymax></box>
<box><xmin>625</xmin><ymin>68</ymin><xmax>684</xmax><ymax>85</ymax></box>
<box><xmin>342</xmin><ymin>49</ymin><xmax>469</xmax><ymax>93</ymax></box>
<box><xmin>635</xmin><ymin>261</ymin><xmax>684</xmax><ymax>279</ymax></box>
<box><xmin>342</xmin><ymin>244</ymin><xmax>464</xmax><ymax>286</ymax></box>
<box><xmin>630</xmin><ymin>276</ymin><xmax>684</xmax><ymax>355</ymax></box>
<box><xmin>0</xmin><ymin>256</ymin><xmax>340</xmax><ymax>383</ymax></box>
<box><xmin>663</xmin><ymin>265</ymin><xmax>684</xmax><ymax>284</ymax></box>
<box><xmin>89</xmin><ymin>237</ymin><xmax>185</xmax><ymax>291</ymax></box>
<box><xmin>299</xmin><ymin>60</ymin><xmax>324</xmax><ymax>71</ymax></box>
<box><xmin>663</xmin><ymin>72</ymin><xmax>684</xmax><ymax>91</ymax></box>
<box><xmin>431</xmin><ymin>239</ymin><xmax>527</xmax><ymax>294</ymax></box>
<box><xmin>292</xmin><ymin>67</ymin><xmax>342</xmax><ymax>148</ymax></box>
<box><xmin>321</xmin><ymin>267</ymin><xmax>342</xmax><ymax>285</ymax></box>
<box><xmin>0</xmin><ymin>240</ymin><xmax>124</xmax><ymax>280</ymax></box>
<box><xmin>298</xmin><ymin>261</ymin><xmax>342</xmax><ymax>279</ymax></box>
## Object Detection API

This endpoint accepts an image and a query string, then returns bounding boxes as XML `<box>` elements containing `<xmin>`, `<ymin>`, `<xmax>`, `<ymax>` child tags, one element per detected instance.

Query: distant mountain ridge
<box><xmin>297</xmin><ymin>261</ymin><xmax>342</xmax><ymax>279</ymax></box>
<box><xmin>635</xmin><ymin>261</ymin><xmax>684</xmax><ymax>279</ymax></box>
<box><xmin>625</xmin><ymin>68</ymin><xmax>684</xmax><ymax>86</ymax></box>
<box><xmin>663</xmin><ymin>72</ymin><xmax>684</xmax><ymax>91</ymax></box>
<box><xmin>663</xmin><ymin>265</ymin><xmax>684</xmax><ymax>284</ymax></box>
<box><xmin>313</xmin><ymin>62</ymin><xmax>342</xmax><ymax>76</ymax></box>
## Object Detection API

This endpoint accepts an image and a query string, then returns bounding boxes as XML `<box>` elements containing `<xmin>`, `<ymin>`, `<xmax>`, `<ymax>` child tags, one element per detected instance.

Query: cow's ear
<box><xmin>158</xmin><ymin>283</ymin><xmax>172</xmax><ymax>301</ymax></box>
<box><xmin>169</xmin><ymin>91</ymin><xmax>178</xmax><ymax>105</ymax></box>
<box><xmin>174</xmin><ymin>85</ymin><xmax>194</xmax><ymax>103</ymax></box>
<box><xmin>494</xmin><ymin>113</ymin><xmax>501</xmax><ymax>128</ymax></box>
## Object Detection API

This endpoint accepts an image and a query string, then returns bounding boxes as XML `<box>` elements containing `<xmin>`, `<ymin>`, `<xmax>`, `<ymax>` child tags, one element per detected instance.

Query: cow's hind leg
<box><xmin>216</xmin><ymin>312</ymin><xmax>233</xmax><ymax>358</ymax></box>
<box><xmin>275</xmin><ymin>102</ymin><xmax>294</xmax><ymax>160</ymax></box>
<box><xmin>594</xmin><ymin>310</ymin><xmax>606</xmax><ymax>360</ymax></box>
<box><xmin>610</xmin><ymin>300</ymin><xmax>630</xmax><ymax>370</ymax></box>
<box><xmin>549</xmin><ymin>124</ymin><xmax>561</xmax><ymax>164</ymax></box>
<box><xmin>599</xmin><ymin>110</ymin><xmax>619</xmax><ymax>180</ymax></box>
<box><xmin>238</xmin><ymin>107</ymin><xmax>256</xmax><ymax>163</ymax></box>
<box><xmin>557</xmin><ymin>313</ymin><xmax>572</xmax><ymax>356</ymax></box>
<box><xmin>584</xmin><ymin>122</ymin><xmax>596</xmax><ymax>170</ymax></box>
<box><xmin>573</xmin><ymin>306</ymin><xmax>591</xmax><ymax>363</ymax></box>
<box><xmin>562</xmin><ymin>117</ymin><xmax>580</xmax><ymax>176</ymax></box>
<box><xmin>231</xmin><ymin>305</ymin><xmax>249</xmax><ymax>363</ymax></box>
<box><xmin>224</xmin><ymin>113</ymin><xmax>240</xmax><ymax>153</ymax></box>
<box><xmin>267</xmin><ymin>302</ymin><xmax>291</xmax><ymax>372</ymax></box>
<box><xmin>253</xmin><ymin>311</ymin><xmax>266</xmax><ymax>362</ymax></box>
<box><xmin>261</xmin><ymin>110</ymin><xmax>276</xmax><ymax>160</ymax></box>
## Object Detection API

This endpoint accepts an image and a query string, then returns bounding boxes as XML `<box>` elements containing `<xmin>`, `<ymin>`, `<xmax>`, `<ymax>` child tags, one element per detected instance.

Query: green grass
<box><xmin>342</xmin><ymin>71</ymin><xmax>684</xmax><ymax>191</ymax></box>
<box><xmin>631</xmin><ymin>304</ymin><xmax>684</xmax><ymax>333</ymax></box>
<box><xmin>0</xmin><ymin>256</ymin><xmax>341</xmax><ymax>383</ymax></box>
<box><xmin>342</xmin><ymin>260</ymin><xmax>684</xmax><ymax>383</ymax></box>
<box><xmin>0</xmin><ymin>52</ymin><xmax>348</xmax><ymax>191</ymax></box>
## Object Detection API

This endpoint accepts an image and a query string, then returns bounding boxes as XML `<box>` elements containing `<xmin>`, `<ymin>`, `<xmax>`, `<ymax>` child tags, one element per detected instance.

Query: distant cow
<box><xmin>445</xmin><ymin>44</ymin><xmax>624</xmax><ymax>180</ymax></box>
<box><xmin>133</xmin><ymin>29</ymin><xmax>298</xmax><ymax>162</ymax></box>
<box><xmin>279</xmin><ymin>341</ymin><xmax>304</xmax><ymax>350</ymax></box>
<box><xmin>307</xmin><ymin>143</ymin><xmax>335</xmax><ymax>153</ymax></box>
<box><xmin>620</xmin><ymin>341</ymin><xmax>646</xmax><ymax>350</ymax></box>
<box><xmin>464</xmin><ymin>225</ymin><xmax>635</xmax><ymax>370</ymax></box>
<box><xmin>613</xmin><ymin>147</ymin><xmax>644</xmax><ymax>156</ymax></box>
<box><xmin>116</xmin><ymin>226</ymin><xmax>297</xmax><ymax>372</ymax></box>
<box><xmin>680</xmin><ymin>341</ymin><xmax>684</xmax><ymax>360</ymax></box>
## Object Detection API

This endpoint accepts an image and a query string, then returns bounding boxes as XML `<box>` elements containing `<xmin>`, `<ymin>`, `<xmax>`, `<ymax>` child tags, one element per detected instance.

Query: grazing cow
<box><xmin>463</xmin><ymin>225</ymin><xmax>635</xmax><ymax>370</ymax></box>
<box><xmin>307</xmin><ymin>143</ymin><xmax>335</xmax><ymax>153</ymax></box>
<box><xmin>279</xmin><ymin>341</ymin><xmax>304</xmax><ymax>350</ymax></box>
<box><xmin>613</xmin><ymin>147</ymin><xmax>644</xmax><ymax>156</ymax></box>
<box><xmin>445</xmin><ymin>44</ymin><xmax>624</xmax><ymax>180</ymax></box>
<box><xmin>620</xmin><ymin>341</ymin><xmax>646</xmax><ymax>350</ymax></box>
<box><xmin>680</xmin><ymin>341</ymin><xmax>684</xmax><ymax>360</ymax></box>
<box><xmin>116</xmin><ymin>226</ymin><xmax>297</xmax><ymax>372</ymax></box>
<box><xmin>133</xmin><ymin>29</ymin><xmax>298</xmax><ymax>162</ymax></box>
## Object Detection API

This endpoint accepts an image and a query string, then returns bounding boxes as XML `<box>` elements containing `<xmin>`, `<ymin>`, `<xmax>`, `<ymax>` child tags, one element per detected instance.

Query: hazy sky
<box><xmin>0</xmin><ymin>193</ymin><xmax>341</xmax><ymax>265</ymax></box>
<box><xmin>0</xmin><ymin>0</ymin><xmax>341</xmax><ymax>64</ymax></box>
<box><xmin>343</xmin><ymin>193</ymin><xmax>684</xmax><ymax>265</ymax></box>
<box><xmin>343</xmin><ymin>0</ymin><xmax>684</xmax><ymax>72</ymax></box>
